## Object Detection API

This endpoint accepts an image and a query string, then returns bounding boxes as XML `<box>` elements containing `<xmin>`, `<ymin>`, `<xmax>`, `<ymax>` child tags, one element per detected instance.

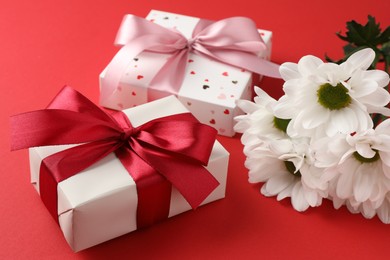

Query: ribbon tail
<box><xmin>38</xmin><ymin>140</ymin><xmax>121</xmax><ymax>223</ymax></box>
<box><xmin>115</xmin><ymin>147</ymin><xmax>172</xmax><ymax>228</ymax></box>
<box><xmin>39</xmin><ymin>161</ymin><xmax>61</xmax><ymax>223</ymax></box>
<box><xmin>254</xmin><ymin>58</ymin><xmax>281</xmax><ymax>78</ymax></box>
<box><xmin>148</xmin><ymin>49</ymin><xmax>190</xmax><ymax>100</ymax></box>
<box><xmin>163</xmin><ymin>159</ymin><xmax>219</xmax><ymax>209</ymax></box>
<box><xmin>195</xmin><ymin>47</ymin><xmax>281</xmax><ymax>78</ymax></box>
<box><xmin>132</xmin><ymin>140</ymin><xmax>219</xmax><ymax>209</ymax></box>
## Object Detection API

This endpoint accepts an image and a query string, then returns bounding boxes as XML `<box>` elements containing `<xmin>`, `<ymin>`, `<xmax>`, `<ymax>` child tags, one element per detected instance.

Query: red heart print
<box><xmin>222</xmin><ymin>72</ymin><xmax>229</xmax><ymax>76</ymax></box>
<box><xmin>209</xmin><ymin>119</ymin><xmax>216</xmax><ymax>124</ymax></box>
<box><xmin>224</xmin><ymin>109</ymin><xmax>230</xmax><ymax>115</ymax></box>
<box><xmin>217</xmin><ymin>93</ymin><xmax>226</xmax><ymax>100</ymax></box>
<box><xmin>132</xmin><ymin>91</ymin><xmax>136</xmax><ymax>96</ymax></box>
<box><xmin>137</xmin><ymin>75</ymin><xmax>144</xmax><ymax>80</ymax></box>
<box><xmin>190</xmin><ymin>71</ymin><xmax>196</xmax><ymax>75</ymax></box>
<box><xmin>204</xmin><ymin>79</ymin><xmax>209</xmax><ymax>82</ymax></box>
<box><xmin>188</xmin><ymin>59</ymin><xmax>194</xmax><ymax>63</ymax></box>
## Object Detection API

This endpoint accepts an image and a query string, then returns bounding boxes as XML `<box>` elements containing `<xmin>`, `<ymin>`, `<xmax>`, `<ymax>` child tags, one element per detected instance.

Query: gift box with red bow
<box><xmin>11</xmin><ymin>86</ymin><xmax>229</xmax><ymax>252</ymax></box>
<box><xmin>100</xmin><ymin>10</ymin><xmax>279</xmax><ymax>137</ymax></box>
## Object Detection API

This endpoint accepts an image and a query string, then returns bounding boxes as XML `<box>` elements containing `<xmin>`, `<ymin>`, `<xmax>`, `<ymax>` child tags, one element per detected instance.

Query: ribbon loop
<box><xmin>11</xmin><ymin>86</ymin><xmax>219</xmax><ymax>227</ymax></box>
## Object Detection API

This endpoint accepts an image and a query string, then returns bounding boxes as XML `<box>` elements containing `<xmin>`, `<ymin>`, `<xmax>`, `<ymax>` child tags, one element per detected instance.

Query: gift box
<box><xmin>99</xmin><ymin>10</ymin><xmax>277</xmax><ymax>137</ymax></box>
<box><xmin>11</xmin><ymin>87</ymin><xmax>229</xmax><ymax>252</ymax></box>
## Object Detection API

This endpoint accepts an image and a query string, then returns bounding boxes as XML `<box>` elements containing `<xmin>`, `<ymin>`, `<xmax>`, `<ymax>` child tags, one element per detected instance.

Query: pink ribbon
<box><xmin>100</xmin><ymin>14</ymin><xmax>281</xmax><ymax>103</ymax></box>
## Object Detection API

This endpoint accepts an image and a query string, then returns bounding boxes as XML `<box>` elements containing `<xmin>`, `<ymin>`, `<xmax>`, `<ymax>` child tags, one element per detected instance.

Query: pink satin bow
<box><xmin>101</xmin><ymin>15</ymin><xmax>280</xmax><ymax>103</ymax></box>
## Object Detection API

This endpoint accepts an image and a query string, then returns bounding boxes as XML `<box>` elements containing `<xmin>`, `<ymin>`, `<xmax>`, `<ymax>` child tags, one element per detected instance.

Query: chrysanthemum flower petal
<box><xmin>273</xmin><ymin>100</ymin><xmax>296</xmax><ymax>120</ymax></box>
<box><xmin>297</xmin><ymin>55</ymin><xmax>323</xmax><ymax>76</ymax></box>
<box><xmin>355</xmin><ymin>142</ymin><xmax>376</xmax><ymax>158</ymax></box>
<box><xmin>353</xmin><ymin>163</ymin><xmax>376</xmax><ymax>202</ymax></box>
<box><xmin>377</xmin><ymin>195</ymin><xmax>390</xmax><ymax>224</ymax></box>
<box><xmin>247</xmin><ymin>157</ymin><xmax>282</xmax><ymax>183</ymax></box>
<box><xmin>362</xmin><ymin>70</ymin><xmax>390</xmax><ymax>88</ymax></box>
<box><xmin>301</xmin><ymin>104</ymin><xmax>329</xmax><ymax>129</ymax></box>
<box><xmin>263</xmin><ymin>173</ymin><xmax>295</xmax><ymax>196</ymax></box>
<box><xmin>359</xmin><ymin>87</ymin><xmax>390</xmax><ymax>107</ymax></box>
<box><xmin>342</xmin><ymin>48</ymin><xmax>375</xmax><ymax>73</ymax></box>
<box><xmin>329</xmin><ymin>108</ymin><xmax>358</xmax><ymax>134</ymax></box>
<box><xmin>318</xmin><ymin>63</ymin><xmax>348</xmax><ymax>84</ymax></box>
<box><xmin>291</xmin><ymin>182</ymin><xmax>310</xmax><ymax>211</ymax></box>
<box><xmin>361</xmin><ymin>201</ymin><xmax>376</xmax><ymax>218</ymax></box>
<box><xmin>279</xmin><ymin>62</ymin><xmax>300</xmax><ymax>80</ymax></box>
<box><xmin>381</xmin><ymin>160</ymin><xmax>390</xmax><ymax>178</ymax></box>
<box><xmin>332</xmin><ymin>196</ymin><xmax>346</xmax><ymax>209</ymax></box>
<box><xmin>336</xmin><ymin>160</ymin><xmax>359</xmax><ymax>199</ymax></box>
<box><xmin>275</xmin><ymin>182</ymin><xmax>294</xmax><ymax>200</ymax></box>
<box><xmin>351</xmin><ymin>79</ymin><xmax>379</xmax><ymax>98</ymax></box>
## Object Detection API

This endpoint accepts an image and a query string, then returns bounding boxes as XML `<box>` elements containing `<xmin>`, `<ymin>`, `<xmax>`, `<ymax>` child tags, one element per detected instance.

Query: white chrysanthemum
<box><xmin>274</xmin><ymin>48</ymin><xmax>390</xmax><ymax>138</ymax></box>
<box><xmin>314</xmin><ymin>119</ymin><xmax>390</xmax><ymax>223</ymax></box>
<box><xmin>235</xmin><ymin>87</ymin><xmax>328</xmax><ymax>212</ymax></box>
<box><xmin>329</xmin><ymin>191</ymin><xmax>390</xmax><ymax>224</ymax></box>
<box><xmin>245</xmin><ymin>137</ymin><xmax>326</xmax><ymax>212</ymax></box>
<box><xmin>235</xmin><ymin>87</ymin><xmax>288</xmax><ymax>155</ymax></box>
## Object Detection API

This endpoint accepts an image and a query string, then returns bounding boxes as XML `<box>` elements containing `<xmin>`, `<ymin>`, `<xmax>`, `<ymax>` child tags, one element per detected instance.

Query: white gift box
<box><xmin>100</xmin><ymin>10</ymin><xmax>273</xmax><ymax>137</ymax></box>
<box><xmin>29</xmin><ymin>95</ymin><xmax>229</xmax><ymax>252</ymax></box>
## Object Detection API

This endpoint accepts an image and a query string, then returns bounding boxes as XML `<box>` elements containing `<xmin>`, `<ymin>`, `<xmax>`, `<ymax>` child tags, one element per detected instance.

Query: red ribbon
<box><xmin>11</xmin><ymin>86</ymin><xmax>219</xmax><ymax>228</ymax></box>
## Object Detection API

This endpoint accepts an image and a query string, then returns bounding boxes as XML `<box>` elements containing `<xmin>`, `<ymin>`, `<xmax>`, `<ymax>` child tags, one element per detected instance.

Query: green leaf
<box><xmin>385</xmin><ymin>56</ymin><xmax>390</xmax><ymax>73</ymax></box>
<box><xmin>345</xmin><ymin>20</ymin><xmax>371</xmax><ymax>46</ymax></box>
<box><xmin>336</xmin><ymin>31</ymin><xmax>350</xmax><ymax>42</ymax></box>
<box><xmin>364</xmin><ymin>15</ymin><xmax>381</xmax><ymax>42</ymax></box>
<box><xmin>325</xmin><ymin>53</ymin><xmax>345</xmax><ymax>64</ymax></box>
<box><xmin>326</xmin><ymin>15</ymin><xmax>390</xmax><ymax>74</ymax></box>
<box><xmin>343</xmin><ymin>43</ymin><xmax>357</xmax><ymax>56</ymax></box>
<box><xmin>376</xmin><ymin>27</ymin><xmax>390</xmax><ymax>45</ymax></box>
<box><xmin>381</xmin><ymin>42</ymin><xmax>390</xmax><ymax>73</ymax></box>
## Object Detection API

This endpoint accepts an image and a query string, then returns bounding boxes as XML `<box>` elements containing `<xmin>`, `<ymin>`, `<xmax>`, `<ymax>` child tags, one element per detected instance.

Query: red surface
<box><xmin>1</xmin><ymin>0</ymin><xmax>390</xmax><ymax>259</ymax></box>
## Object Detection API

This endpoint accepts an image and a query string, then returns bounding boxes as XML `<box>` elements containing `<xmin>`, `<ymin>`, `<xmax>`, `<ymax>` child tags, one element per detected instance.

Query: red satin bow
<box><xmin>101</xmin><ymin>14</ymin><xmax>281</xmax><ymax>104</ymax></box>
<box><xmin>11</xmin><ymin>86</ymin><xmax>219</xmax><ymax>228</ymax></box>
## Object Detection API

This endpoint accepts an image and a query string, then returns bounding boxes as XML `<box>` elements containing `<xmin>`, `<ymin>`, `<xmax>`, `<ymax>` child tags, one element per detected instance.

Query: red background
<box><xmin>1</xmin><ymin>0</ymin><xmax>390</xmax><ymax>259</ymax></box>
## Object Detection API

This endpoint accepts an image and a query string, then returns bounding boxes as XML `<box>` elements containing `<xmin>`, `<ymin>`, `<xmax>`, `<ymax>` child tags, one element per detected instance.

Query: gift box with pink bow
<box><xmin>100</xmin><ymin>10</ymin><xmax>279</xmax><ymax>136</ymax></box>
<box><xmin>10</xmin><ymin>87</ymin><xmax>229</xmax><ymax>252</ymax></box>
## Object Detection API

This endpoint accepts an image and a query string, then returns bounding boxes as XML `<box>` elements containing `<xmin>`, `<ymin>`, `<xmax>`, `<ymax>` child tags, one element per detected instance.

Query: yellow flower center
<box><xmin>353</xmin><ymin>150</ymin><xmax>380</xmax><ymax>163</ymax></box>
<box><xmin>317</xmin><ymin>83</ymin><xmax>351</xmax><ymax>110</ymax></box>
<box><xmin>273</xmin><ymin>117</ymin><xmax>291</xmax><ymax>133</ymax></box>
<box><xmin>284</xmin><ymin>161</ymin><xmax>302</xmax><ymax>177</ymax></box>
